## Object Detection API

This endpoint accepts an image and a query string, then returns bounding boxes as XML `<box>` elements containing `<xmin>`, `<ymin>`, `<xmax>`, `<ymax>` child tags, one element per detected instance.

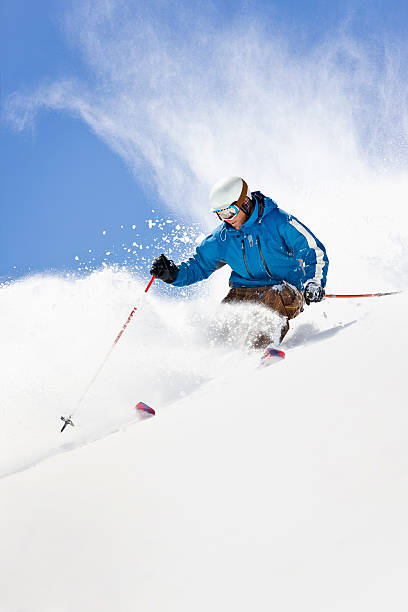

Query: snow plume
<box><xmin>0</xmin><ymin>266</ymin><xmax>288</xmax><ymax>477</ymax></box>
<box><xmin>71</xmin><ymin>214</ymin><xmax>206</xmax><ymax>279</ymax></box>
<box><xmin>5</xmin><ymin>0</ymin><xmax>408</xmax><ymax>288</ymax></box>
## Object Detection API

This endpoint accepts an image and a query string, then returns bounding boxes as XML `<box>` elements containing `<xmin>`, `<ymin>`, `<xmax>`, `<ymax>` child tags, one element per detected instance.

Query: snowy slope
<box><xmin>0</xmin><ymin>268</ymin><xmax>407</xmax><ymax>612</ymax></box>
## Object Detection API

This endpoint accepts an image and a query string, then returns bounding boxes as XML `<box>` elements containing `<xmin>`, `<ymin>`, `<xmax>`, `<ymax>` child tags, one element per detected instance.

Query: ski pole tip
<box><xmin>60</xmin><ymin>416</ymin><xmax>75</xmax><ymax>432</ymax></box>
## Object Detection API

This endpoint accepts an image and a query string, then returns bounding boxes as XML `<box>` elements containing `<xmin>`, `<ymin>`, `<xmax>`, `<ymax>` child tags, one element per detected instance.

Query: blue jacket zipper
<box><xmin>241</xmin><ymin>239</ymin><xmax>254</xmax><ymax>278</ymax></box>
<box><xmin>256</xmin><ymin>237</ymin><xmax>276</xmax><ymax>280</ymax></box>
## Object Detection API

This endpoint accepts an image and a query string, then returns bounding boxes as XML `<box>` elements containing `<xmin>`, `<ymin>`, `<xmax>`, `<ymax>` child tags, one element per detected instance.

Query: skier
<box><xmin>150</xmin><ymin>176</ymin><xmax>328</xmax><ymax>347</ymax></box>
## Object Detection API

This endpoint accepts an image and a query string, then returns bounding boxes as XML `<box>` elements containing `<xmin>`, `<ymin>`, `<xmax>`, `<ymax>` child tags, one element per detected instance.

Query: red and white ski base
<box><xmin>136</xmin><ymin>401</ymin><xmax>155</xmax><ymax>416</ymax></box>
<box><xmin>259</xmin><ymin>347</ymin><xmax>286</xmax><ymax>368</ymax></box>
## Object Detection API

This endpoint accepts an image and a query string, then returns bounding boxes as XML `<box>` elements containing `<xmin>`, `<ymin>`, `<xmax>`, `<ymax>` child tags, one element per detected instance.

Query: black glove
<box><xmin>304</xmin><ymin>281</ymin><xmax>325</xmax><ymax>305</ymax></box>
<box><xmin>150</xmin><ymin>254</ymin><xmax>179</xmax><ymax>284</ymax></box>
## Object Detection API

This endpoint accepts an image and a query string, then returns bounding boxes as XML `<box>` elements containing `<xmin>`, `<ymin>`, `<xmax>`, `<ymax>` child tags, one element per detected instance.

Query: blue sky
<box><xmin>2</xmin><ymin>0</ymin><xmax>408</xmax><ymax>282</ymax></box>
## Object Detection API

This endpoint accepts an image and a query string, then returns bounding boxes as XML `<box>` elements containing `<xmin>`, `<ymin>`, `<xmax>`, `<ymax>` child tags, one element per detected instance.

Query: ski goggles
<box><xmin>214</xmin><ymin>203</ymin><xmax>240</xmax><ymax>221</ymax></box>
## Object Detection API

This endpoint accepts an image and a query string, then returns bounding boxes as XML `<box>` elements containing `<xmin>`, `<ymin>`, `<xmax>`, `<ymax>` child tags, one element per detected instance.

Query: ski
<box><xmin>136</xmin><ymin>401</ymin><xmax>155</xmax><ymax>416</ymax></box>
<box><xmin>259</xmin><ymin>347</ymin><xmax>286</xmax><ymax>368</ymax></box>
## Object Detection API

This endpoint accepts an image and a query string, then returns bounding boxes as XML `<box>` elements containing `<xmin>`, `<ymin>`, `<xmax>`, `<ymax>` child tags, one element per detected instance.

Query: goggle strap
<box><xmin>236</xmin><ymin>179</ymin><xmax>248</xmax><ymax>209</ymax></box>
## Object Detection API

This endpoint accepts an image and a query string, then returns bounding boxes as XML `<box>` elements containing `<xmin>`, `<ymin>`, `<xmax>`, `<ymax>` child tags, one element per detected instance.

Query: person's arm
<box><xmin>278</xmin><ymin>214</ymin><xmax>329</xmax><ymax>296</ymax></box>
<box><xmin>150</xmin><ymin>232</ymin><xmax>222</xmax><ymax>287</ymax></box>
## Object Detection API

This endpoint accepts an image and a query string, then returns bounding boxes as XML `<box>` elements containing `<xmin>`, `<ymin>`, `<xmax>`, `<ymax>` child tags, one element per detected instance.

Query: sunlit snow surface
<box><xmin>0</xmin><ymin>263</ymin><xmax>403</xmax><ymax>482</ymax></box>
<box><xmin>0</xmin><ymin>266</ymin><xmax>407</xmax><ymax>612</ymax></box>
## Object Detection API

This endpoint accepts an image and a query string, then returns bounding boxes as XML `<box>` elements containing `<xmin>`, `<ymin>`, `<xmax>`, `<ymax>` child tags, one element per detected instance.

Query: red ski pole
<box><xmin>325</xmin><ymin>291</ymin><xmax>401</xmax><ymax>298</ymax></box>
<box><xmin>112</xmin><ymin>274</ymin><xmax>156</xmax><ymax>345</ymax></box>
<box><xmin>61</xmin><ymin>276</ymin><xmax>156</xmax><ymax>430</ymax></box>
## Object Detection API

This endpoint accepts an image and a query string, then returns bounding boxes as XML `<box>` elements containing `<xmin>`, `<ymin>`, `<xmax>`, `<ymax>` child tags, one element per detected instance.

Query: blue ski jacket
<box><xmin>173</xmin><ymin>192</ymin><xmax>328</xmax><ymax>290</ymax></box>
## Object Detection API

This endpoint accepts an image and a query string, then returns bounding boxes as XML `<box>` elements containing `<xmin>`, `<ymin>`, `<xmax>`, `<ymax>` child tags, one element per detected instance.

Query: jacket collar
<box><xmin>240</xmin><ymin>192</ymin><xmax>266</xmax><ymax>230</ymax></box>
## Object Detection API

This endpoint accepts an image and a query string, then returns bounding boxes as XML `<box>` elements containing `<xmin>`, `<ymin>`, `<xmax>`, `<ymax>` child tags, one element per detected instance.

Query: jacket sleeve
<box><xmin>172</xmin><ymin>232</ymin><xmax>222</xmax><ymax>287</ymax></box>
<box><xmin>278</xmin><ymin>214</ymin><xmax>329</xmax><ymax>288</ymax></box>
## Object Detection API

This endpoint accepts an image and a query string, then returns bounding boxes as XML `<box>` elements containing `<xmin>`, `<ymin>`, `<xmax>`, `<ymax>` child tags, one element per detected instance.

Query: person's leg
<box><xmin>221</xmin><ymin>287</ymin><xmax>274</xmax><ymax>347</ymax></box>
<box><xmin>262</xmin><ymin>283</ymin><xmax>304</xmax><ymax>342</ymax></box>
<box><xmin>221</xmin><ymin>286</ymin><xmax>264</xmax><ymax>304</ymax></box>
<box><xmin>222</xmin><ymin>284</ymin><xmax>304</xmax><ymax>346</ymax></box>
<box><xmin>222</xmin><ymin>286</ymin><xmax>278</xmax><ymax>347</ymax></box>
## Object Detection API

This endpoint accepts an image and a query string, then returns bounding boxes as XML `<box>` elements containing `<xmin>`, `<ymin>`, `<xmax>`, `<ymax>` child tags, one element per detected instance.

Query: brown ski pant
<box><xmin>222</xmin><ymin>283</ymin><xmax>304</xmax><ymax>347</ymax></box>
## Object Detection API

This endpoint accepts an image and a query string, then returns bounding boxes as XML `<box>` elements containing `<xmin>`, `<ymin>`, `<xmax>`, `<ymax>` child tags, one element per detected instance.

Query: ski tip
<box><xmin>263</xmin><ymin>348</ymin><xmax>286</xmax><ymax>360</ymax></box>
<box><xmin>136</xmin><ymin>401</ymin><xmax>155</xmax><ymax>416</ymax></box>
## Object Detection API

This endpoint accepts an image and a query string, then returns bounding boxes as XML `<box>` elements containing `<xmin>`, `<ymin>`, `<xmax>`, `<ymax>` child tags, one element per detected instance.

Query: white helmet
<box><xmin>209</xmin><ymin>176</ymin><xmax>251</xmax><ymax>213</ymax></box>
